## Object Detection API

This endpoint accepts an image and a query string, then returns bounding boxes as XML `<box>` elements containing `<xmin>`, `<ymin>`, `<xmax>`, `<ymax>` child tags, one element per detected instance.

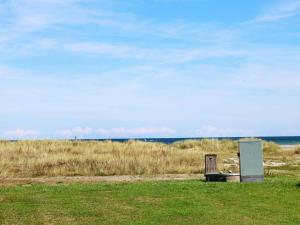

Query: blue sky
<box><xmin>1</xmin><ymin>0</ymin><xmax>300</xmax><ymax>139</ymax></box>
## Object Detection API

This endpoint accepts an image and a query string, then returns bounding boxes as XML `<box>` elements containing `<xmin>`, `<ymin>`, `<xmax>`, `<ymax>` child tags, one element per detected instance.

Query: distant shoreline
<box><xmin>73</xmin><ymin>136</ymin><xmax>300</xmax><ymax>146</ymax></box>
<box><xmin>2</xmin><ymin>136</ymin><xmax>300</xmax><ymax>146</ymax></box>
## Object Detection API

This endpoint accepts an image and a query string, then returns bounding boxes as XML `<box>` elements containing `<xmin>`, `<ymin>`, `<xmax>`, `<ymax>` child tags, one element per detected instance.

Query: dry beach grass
<box><xmin>0</xmin><ymin>139</ymin><xmax>298</xmax><ymax>178</ymax></box>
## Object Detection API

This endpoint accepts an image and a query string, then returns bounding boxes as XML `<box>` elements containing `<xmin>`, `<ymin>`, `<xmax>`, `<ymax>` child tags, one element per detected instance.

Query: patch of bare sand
<box><xmin>280</xmin><ymin>145</ymin><xmax>300</xmax><ymax>150</ymax></box>
<box><xmin>0</xmin><ymin>174</ymin><xmax>204</xmax><ymax>186</ymax></box>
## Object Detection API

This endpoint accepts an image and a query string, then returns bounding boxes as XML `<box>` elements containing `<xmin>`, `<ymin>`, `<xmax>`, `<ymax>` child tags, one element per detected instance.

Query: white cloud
<box><xmin>4</xmin><ymin>129</ymin><xmax>38</xmax><ymax>139</ymax></box>
<box><xmin>99</xmin><ymin>127</ymin><xmax>175</xmax><ymax>137</ymax></box>
<box><xmin>190</xmin><ymin>126</ymin><xmax>253</xmax><ymax>137</ymax></box>
<box><xmin>58</xmin><ymin>127</ymin><xmax>175</xmax><ymax>138</ymax></box>
<box><xmin>58</xmin><ymin>127</ymin><xmax>93</xmax><ymax>138</ymax></box>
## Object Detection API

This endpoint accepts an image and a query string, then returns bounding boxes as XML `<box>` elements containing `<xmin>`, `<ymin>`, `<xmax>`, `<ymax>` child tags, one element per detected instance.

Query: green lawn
<box><xmin>0</xmin><ymin>176</ymin><xmax>299</xmax><ymax>225</ymax></box>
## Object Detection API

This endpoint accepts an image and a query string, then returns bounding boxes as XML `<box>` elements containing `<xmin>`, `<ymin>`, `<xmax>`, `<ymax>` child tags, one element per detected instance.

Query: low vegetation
<box><xmin>294</xmin><ymin>145</ymin><xmax>300</xmax><ymax>155</ymax></box>
<box><xmin>0</xmin><ymin>176</ymin><xmax>299</xmax><ymax>225</ymax></box>
<box><xmin>0</xmin><ymin>139</ymin><xmax>298</xmax><ymax>178</ymax></box>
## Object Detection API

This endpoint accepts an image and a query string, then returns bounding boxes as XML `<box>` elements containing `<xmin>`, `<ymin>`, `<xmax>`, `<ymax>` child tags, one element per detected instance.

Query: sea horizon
<box><xmin>79</xmin><ymin>135</ymin><xmax>300</xmax><ymax>145</ymax></box>
<box><xmin>5</xmin><ymin>135</ymin><xmax>300</xmax><ymax>146</ymax></box>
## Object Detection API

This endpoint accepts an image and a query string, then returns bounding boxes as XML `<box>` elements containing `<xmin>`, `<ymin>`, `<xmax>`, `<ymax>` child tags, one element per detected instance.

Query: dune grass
<box><xmin>0</xmin><ymin>139</ymin><xmax>298</xmax><ymax>178</ymax></box>
<box><xmin>0</xmin><ymin>176</ymin><xmax>299</xmax><ymax>225</ymax></box>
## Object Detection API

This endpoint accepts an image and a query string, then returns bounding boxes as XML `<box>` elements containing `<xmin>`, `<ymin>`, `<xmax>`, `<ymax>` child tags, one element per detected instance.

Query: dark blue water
<box><xmin>80</xmin><ymin>136</ymin><xmax>300</xmax><ymax>145</ymax></box>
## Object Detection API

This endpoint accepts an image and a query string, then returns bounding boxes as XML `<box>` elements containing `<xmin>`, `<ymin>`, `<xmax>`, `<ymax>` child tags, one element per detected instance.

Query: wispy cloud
<box><xmin>65</xmin><ymin>41</ymin><xmax>247</xmax><ymax>63</ymax></box>
<box><xmin>246</xmin><ymin>0</ymin><xmax>300</xmax><ymax>23</ymax></box>
<box><xmin>0</xmin><ymin>0</ymin><xmax>240</xmax><ymax>59</ymax></box>
<box><xmin>1</xmin><ymin>1</ymin><xmax>300</xmax><ymax>138</ymax></box>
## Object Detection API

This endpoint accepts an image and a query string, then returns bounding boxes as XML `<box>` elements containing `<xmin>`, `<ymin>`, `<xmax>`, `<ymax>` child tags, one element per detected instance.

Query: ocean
<box><xmin>80</xmin><ymin>136</ymin><xmax>300</xmax><ymax>146</ymax></box>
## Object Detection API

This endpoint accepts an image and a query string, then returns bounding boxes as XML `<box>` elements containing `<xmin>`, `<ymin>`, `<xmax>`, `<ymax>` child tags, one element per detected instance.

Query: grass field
<box><xmin>0</xmin><ymin>176</ymin><xmax>299</xmax><ymax>225</ymax></box>
<box><xmin>0</xmin><ymin>139</ymin><xmax>298</xmax><ymax>177</ymax></box>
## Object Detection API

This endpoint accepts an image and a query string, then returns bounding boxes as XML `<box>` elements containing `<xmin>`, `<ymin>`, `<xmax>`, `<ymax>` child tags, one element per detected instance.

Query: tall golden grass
<box><xmin>294</xmin><ymin>145</ymin><xmax>300</xmax><ymax>155</ymax></box>
<box><xmin>0</xmin><ymin>139</ymin><xmax>295</xmax><ymax>178</ymax></box>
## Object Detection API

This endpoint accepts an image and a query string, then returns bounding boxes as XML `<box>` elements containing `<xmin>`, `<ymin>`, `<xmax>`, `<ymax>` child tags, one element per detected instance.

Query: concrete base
<box><xmin>225</xmin><ymin>173</ymin><xmax>240</xmax><ymax>182</ymax></box>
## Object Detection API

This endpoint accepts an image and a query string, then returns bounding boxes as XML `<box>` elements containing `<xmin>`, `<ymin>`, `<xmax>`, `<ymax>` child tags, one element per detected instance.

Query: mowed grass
<box><xmin>0</xmin><ymin>176</ymin><xmax>299</xmax><ymax>225</ymax></box>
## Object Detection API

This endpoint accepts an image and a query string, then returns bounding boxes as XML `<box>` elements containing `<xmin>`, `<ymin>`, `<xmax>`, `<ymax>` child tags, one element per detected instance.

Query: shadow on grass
<box><xmin>296</xmin><ymin>183</ymin><xmax>300</xmax><ymax>188</ymax></box>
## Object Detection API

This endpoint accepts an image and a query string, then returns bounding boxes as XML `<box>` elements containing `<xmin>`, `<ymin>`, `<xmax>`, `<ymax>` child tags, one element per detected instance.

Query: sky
<box><xmin>0</xmin><ymin>0</ymin><xmax>300</xmax><ymax>139</ymax></box>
